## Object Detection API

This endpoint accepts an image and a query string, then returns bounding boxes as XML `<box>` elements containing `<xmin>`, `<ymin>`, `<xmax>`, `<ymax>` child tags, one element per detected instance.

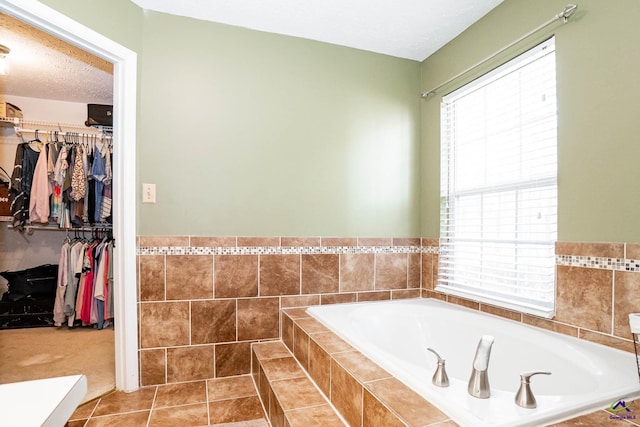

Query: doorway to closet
<box><xmin>0</xmin><ymin>11</ymin><xmax>115</xmax><ymax>403</ymax></box>
<box><xmin>0</xmin><ymin>0</ymin><xmax>139</xmax><ymax>399</ymax></box>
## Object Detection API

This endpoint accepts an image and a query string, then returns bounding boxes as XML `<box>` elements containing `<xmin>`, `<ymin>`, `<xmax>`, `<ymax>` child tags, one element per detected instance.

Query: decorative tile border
<box><xmin>136</xmin><ymin>243</ymin><xmax>639</xmax><ymax>273</ymax></box>
<box><xmin>137</xmin><ymin>245</ymin><xmax>433</xmax><ymax>256</ymax></box>
<box><xmin>556</xmin><ymin>255</ymin><xmax>640</xmax><ymax>273</ymax></box>
<box><xmin>422</xmin><ymin>245</ymin><xmax>440</xmax><ymax>254</ymax></box>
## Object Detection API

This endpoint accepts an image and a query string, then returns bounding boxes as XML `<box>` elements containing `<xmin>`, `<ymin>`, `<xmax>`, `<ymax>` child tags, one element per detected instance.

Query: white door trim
<box><xmin>0</xmin><ymin>0</ymin><xmax>139</xmax><ymax>392</ymax></box>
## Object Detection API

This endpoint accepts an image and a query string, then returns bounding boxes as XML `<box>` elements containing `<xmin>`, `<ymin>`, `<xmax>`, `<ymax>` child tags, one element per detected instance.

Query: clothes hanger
<box><xmin>28</xmin><ymin>129</ymin><xmax>43</xmax><ymax>151</ymax></box>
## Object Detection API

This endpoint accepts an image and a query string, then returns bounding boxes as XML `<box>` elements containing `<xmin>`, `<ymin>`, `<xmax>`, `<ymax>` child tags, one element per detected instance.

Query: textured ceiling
<box><xmin>0</xmin><ymin>13</ymin><xmax>113</xmax><ymax>105</ymax></box>
<box><xmin>132</xmin><ymin>0</ymin><xmax>504</xmax><ymax>61</ymax></box>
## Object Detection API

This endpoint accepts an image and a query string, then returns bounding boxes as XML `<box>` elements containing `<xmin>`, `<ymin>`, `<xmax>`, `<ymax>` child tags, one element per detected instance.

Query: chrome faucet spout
<box><xmin>468</xmin><ymin>335</ymin><xmax>494</xmax><ymax>399</ymax></box>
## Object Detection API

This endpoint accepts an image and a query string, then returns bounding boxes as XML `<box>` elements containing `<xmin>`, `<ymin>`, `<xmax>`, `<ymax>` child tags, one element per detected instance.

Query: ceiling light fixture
<box><xmin>0</xmin><ymin>44</ymin><xmax>11</xmax><ymax>75</ymax></box>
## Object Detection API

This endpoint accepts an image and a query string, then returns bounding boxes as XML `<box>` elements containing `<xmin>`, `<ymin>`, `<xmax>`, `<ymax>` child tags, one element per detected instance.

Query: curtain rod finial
<box><xmin>558</xmin><ymin>4</ymin><xmax>578</xmax><ymax>23</ymax></box>
<box><xmin>421</xmin><ymin>91</ymin><xmax>436</xmax><ymax>99</ymax></box>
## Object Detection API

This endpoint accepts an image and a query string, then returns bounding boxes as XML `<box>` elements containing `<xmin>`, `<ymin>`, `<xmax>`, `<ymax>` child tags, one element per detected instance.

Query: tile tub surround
<box><xmin>137</xmin><ymin>236</ymin><xmax>639</xmax><ymax>388</ymax></box>
<box><xmin>279</xmin><ymin>308</ymin><xmax>453</xmax><ymax>426</ymax></box>
<box><xmin>422</xmin><ymin>241</ymin><xmax>640</xmax><ymax>355</ymax></box>
<box><xmin>282</xmin><ymin>308</ymin><xmax>640</xmax><ymax>427</ymax></box>
<box><xmin>137</xmin><ymin>236</ymin><xmax>422</xmax><ymax>386</ymax></box>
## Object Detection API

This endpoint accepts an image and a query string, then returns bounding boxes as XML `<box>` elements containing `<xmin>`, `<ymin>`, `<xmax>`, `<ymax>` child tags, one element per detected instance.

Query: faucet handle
<box><xmin>520</xmin><ymin>371</ymin><xmax>551</xmax><ymax>382</ymax></box>
<box><xmin>515</xmin><ymin>371</ymin><xmax>551</xmax><ymax>409</ymax></box>
<box><xmin>426</xmin><ymin>348</ymin><xmax>449</xmax><ymax>387</ymax></box>
<box><xmin>426</xmin><ymin>348</ymin><xmax>444</xmax><ymax>363</ymax></box>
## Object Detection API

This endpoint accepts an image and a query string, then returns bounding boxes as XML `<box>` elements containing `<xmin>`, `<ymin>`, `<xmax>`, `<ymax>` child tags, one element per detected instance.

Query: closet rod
<box><xmin>15</xmin><ymin>127</ymin><xmax>112</xmax><ymax>141</ymax></box>
<box><xmin>420</xmin><ymin>3</ymin><xmax>578</xmax><ymax>99</ymax></box>
<box><xmin>7</xmin><ymin>223</ymin><xmax>112</xmax><ymax>235</ymax></box>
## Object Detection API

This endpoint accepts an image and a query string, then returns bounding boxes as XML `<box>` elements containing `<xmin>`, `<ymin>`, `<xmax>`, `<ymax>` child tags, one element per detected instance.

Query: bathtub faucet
<box><xmin>426</xmin><ymin>348</ymin><xmax>449</xmax><ymax>387</ymax></box>
<box><xmin>468</xmin><ymin>335</ymin><xmax>495</xmax><ymax>399</ymax></box>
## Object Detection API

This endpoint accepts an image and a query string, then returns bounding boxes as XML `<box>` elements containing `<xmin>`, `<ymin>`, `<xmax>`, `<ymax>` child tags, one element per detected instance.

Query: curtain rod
<box><xmin>421</xmin><ymin>4</ymin><xmax>578</xmax><ymax>100</ymax></box>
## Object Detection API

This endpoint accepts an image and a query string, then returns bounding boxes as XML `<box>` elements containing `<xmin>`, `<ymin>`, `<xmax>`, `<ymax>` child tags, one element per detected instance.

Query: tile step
<box><xmin>251</xmin><ymin>340</ymin><xmax>347</xmax><ymax>427</ymax></box>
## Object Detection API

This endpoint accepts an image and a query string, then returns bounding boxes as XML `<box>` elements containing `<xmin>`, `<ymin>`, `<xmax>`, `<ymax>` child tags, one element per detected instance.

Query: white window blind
<box><xmin>438</xmin><ymin>37</ymin><xmax>557</xmax><ymax>318</ymax></box>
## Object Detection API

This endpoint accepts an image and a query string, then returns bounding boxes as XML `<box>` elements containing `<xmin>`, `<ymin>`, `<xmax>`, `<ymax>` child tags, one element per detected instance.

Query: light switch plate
<box><xmin>142</xmin><ymin>183</ymin><xmax>156</xmax><ymax>203</ymax></box>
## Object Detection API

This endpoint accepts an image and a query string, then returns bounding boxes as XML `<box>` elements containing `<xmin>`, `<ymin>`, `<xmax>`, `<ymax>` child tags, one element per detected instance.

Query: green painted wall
<box><xmin>39</xmin><ymin>0</ymin><xmax>143</xmax><ymax>53</ymax></box>
<box><xmin>138</xmin><ymin>12</ymin><xmax>421</xmax><ymax>236</ymax></box>
<box><xmin>38</xmin><ymin>1</ymin><xmax>422</xmax><ymax>237</ymax></box>
<box><xmin>42</xmin><ymin>0</ymin><xmax>637</xmax><ymax>241</ymax></box>
<box><xmin>420</xmin><ymin>0</ymin><xmax>640</xmax><ymax>242</ymax></box>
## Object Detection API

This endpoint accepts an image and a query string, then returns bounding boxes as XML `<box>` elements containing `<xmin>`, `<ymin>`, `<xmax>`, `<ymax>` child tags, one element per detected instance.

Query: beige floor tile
<box><xmin>85</xmin><ymin>411</ymin><xmax>150</xmax><ymax>427</ymax></box>
<box><xmin>208</xmin><ymin>375</ymin><xmax>257</xmax><ymax>401</ymax></box>
<box><xmin>92</xmin><ymin>387</ymin><xmax>156</xmax><ymax>416</ymax></box>
<box><xmin>148</xmin><ymin>403</ymin><xmax>209</xmax><ymax>427</ymax></box>
<box><xmin>154</xmin><ymin>381</ymin><xmax>207</xmax><ymax>408</ymax></box>
<box><xmin>209</xmin><ymin>396</ymin><xmax>265</xmax><ymax>424</ymax></box>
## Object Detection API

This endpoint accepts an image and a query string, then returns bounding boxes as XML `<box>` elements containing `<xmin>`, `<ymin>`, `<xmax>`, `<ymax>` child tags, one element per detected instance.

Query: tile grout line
<box><xmin>205</xmin><ymin>378</ymin><xmax>211</xmax><ymax>426</ymax></box>
<box><xmin>404</xmin><ymin>252</ymin><xmax>409</xmax><ymax>291</ymax></box>
<box><xmin>211</xmin><ymin>254</ymin><xmax>215</xmax><ymax>300</ymax></box>
<box><xmin>146</xmin><ymin>385</ymin><xmax>158</xmax><ymax>427</ymax></box>
<box><xmin>77</xmin><ymin>397</ymin><xmax>100</xmax><ymax>423</ymax></box>
<box><xmin>208</xmin><ymin>392</ymin><xmax>262</xmax><ymax>403</ymax></box>
<box><xmin>163</xmin><ymin>254</ymin><xmax>167</xmax><ymax>301</ymax></box>
<box><xmin>338</xmin><ymin>253</ymin><xmax>342</xmax><ymax>293</ymax></box>
<box><xmin>373</xmin><ymin>252</ymin><xmax>377</xmax><ymax>292</ymax></box>
<box><xmin>188</xmin><ymin>301</ymin><xmax>192</xmax><ymax>346</ymax></box>
<box><xmin>87</xmin><ymin>408</ymin><xmax>152</xmax><ymax>420</ymax></box>
<box><xmin>163</xmin><ymin>348</ymin><xmax>168</xmax><ymax>385</ymax></box>
<box><xmin>212</xmin><ymin>344</ymin><xmax>216</xmax><ymax>379</ymax></box>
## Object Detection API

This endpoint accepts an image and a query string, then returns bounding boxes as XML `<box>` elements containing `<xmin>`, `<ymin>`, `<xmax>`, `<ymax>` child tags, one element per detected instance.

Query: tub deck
<box><xmin>291</xmin><ymin>299</ymin><xmax>640</xmax><ymax>426</ymax></box>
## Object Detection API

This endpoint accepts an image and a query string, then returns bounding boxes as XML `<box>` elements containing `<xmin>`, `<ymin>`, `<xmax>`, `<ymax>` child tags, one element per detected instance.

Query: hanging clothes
<box><xmin>9</xmin><ymin>143</ymin><xmax>39</xmax><ymax>231</ymax></box>
<box><xmin>9</xmin><ymin>136</ymin><xmax>113</xmax><ymax>229</ymax></box>
<box><xmin>50</xmin><ymin>143</ymin><xmax>66</xmax><ymax>222</ymax></box>
<box><xmin>53</xmin><ymin>241</ymin><xmax>69</xmax><ymax>326</ymax></box>
<box><xmin>90</xmin><ymin>145</ymin><xmax>106</xmax><ymax>222</ymax></box>
<box><xmin>69</xmin><ymin>145</ymin><xmax>86</xmax><ymax>202</ymax></box>
<box><xmin>64</xmin><ymin>240</ymin><xmax>86</xmax><ymax>326</ymax></box>
<box><xmin>52</xmin><ymin>232</ymin><xmax>114</xmax><ymax>329</ymax></box>
<box><xmin>29</xmin><ymin>142</ymin><xmax>51</xmax><ymax>223</ymax></box>
<box><xmin>101</xmin><ymin>148</ymin><xmax>113</xmax><ymax>222</ymax></box>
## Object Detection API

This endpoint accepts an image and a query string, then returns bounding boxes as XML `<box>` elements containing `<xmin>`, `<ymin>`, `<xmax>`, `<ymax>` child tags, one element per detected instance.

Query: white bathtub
<box><xmin>307</xmin><ymin>298</ymin><xmax>640</xmax><ymax>427</ymax></box>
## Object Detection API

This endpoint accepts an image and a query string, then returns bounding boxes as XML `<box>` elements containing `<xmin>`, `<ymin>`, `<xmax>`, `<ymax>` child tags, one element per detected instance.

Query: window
<box><xmin>438</xmin><ymin>37</ymin><xmax>557</xmax><ymax>317</ymax></box>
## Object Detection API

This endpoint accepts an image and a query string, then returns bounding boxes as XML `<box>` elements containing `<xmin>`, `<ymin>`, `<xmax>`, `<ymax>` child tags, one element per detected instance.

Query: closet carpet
<box><xmin>0</xmin><ymin>326</ymin><xmax>115</xmax><ymax>403</ymax></box>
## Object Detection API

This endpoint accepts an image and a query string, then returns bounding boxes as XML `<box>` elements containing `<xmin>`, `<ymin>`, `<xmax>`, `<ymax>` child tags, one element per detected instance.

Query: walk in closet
<box><xmin>0</xmin><ymin>12</ymin><xmax>116</xmax><ymax>402</ymax></box>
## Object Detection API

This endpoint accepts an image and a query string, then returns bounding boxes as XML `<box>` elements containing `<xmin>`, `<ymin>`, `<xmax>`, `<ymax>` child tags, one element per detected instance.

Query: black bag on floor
<box><xmin>0</xmin><ymin>264</ymin><xmax>58</xmax><ymax>301</ymax></box>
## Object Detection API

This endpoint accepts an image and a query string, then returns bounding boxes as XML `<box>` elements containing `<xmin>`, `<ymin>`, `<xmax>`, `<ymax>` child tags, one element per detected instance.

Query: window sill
<box><xmin>434</xmin><ymin>285</ymin><xmax>555</xmax><ymax>319</ymax></box>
